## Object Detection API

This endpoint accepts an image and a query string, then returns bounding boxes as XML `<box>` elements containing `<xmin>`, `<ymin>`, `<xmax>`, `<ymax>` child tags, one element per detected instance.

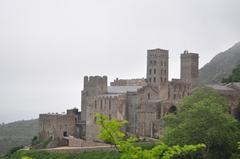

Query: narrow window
<box><xmin>149</xmin><ymin>78</ymin><xmax>152</xmax><ymax>82</ymax></box>
<box><xmin>161</xmin><ymin>61</ymin><xmax>163</xmax><ymax>66</ymax></box>
<box><xmin>161</xmin><ymin>77</ymin><xmax>163</xmax><ymax>82</ymax></box>
<box><xmin>109</xmin><ymin>114</ymin><xmax>112</xmax><ymax>120</ymax></box>
<box><xmin>109</xmin><ymin>100</ymin><xmax>111</xmax><ymax>110</ymax></box>
<box><xmin>63</xmin><ymin>131</ymin><xmax>67</xmax><ymax>137</ymax></box>
<box><xmin>164</xmin><ymin>69</ymin><xmax>166</xmax><ymax>75</ymax></box>
<box><xmin>94</xmin><ymin>100</ymin><xmax>97</xmax><ymax>109</ymax></box>
<box><xmin>148</xmin><ymin>93</ymin><xmax>150</xmax><ymax>100</ymax></box>
<box><xmin>153</xmin><ymin>77</ymin><xmax>156</xmax><ymax>83</ymax></box>
<box><xmin>149</xmin><ymin>69</ymin><xmax>152</xmax><ymax>75</ymax></box>
<box><xmin>100</xmin><ymin>99</ymin><xmax>103</xmax><ymax>110</ymax></box>
<box><xmin>174</xmin><ymin>94</ymin><xmax>176</xmax><ymax>99</ymax></box>
<box><xmin>154</xmin><ymin>69</ymin><xmax>156</xmax><ymax>74</ymax></box>
<box><xmin>161</xmin><ymin>69</ymin><xmax>163</xmax><ymax>74</ymax></box>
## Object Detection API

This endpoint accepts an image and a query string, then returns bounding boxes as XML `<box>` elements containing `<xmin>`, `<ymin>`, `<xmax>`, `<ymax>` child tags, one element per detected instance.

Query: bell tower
<box><xmin>146</xmin><ymin>48</ymin><xmax>169</xmax><ymax>99</ymax></box>
<box><xmin>180</xmin><ymin>50</ymin><xmax>199</xmax><ymax>88</ymax></box>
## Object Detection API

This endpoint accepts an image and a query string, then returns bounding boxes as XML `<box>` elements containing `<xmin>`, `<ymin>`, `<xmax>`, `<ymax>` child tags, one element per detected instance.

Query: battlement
<box><xmin>84</xmin><ymin>76</ymin><xmax>107</xmax><ymax>89</ymax></box>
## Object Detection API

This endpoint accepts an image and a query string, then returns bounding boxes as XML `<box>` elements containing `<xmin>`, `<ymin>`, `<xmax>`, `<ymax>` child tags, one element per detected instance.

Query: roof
<box><xmin>108</xmin><ymin>86</ymin><xmax>143</xmax><ymax>94</ymax></box>
<box><xmin>96</xmin><ymin>94</ymin><xmax>122</xmax><ymax>97</ymax></box>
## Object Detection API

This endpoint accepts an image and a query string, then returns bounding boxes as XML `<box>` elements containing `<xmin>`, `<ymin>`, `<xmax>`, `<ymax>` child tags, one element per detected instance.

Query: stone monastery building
<box><xmin>39</xmin><ymin>48</ymin><xmax>199</xmax><ymax>145</ymax></box>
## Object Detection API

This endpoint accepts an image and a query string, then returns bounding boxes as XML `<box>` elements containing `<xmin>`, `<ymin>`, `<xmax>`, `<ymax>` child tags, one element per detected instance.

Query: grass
<box><xmin>4</xmin><ymin>150</ymin><xmax>121</xmax><ymax>159</ymax></box>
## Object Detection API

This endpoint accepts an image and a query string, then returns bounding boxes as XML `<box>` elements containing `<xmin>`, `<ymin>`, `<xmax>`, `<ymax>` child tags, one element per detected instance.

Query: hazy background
<box><xmin>0</xmin><ymin>0</ymin><xmax>240</xmax><ymax>123</ymax></box>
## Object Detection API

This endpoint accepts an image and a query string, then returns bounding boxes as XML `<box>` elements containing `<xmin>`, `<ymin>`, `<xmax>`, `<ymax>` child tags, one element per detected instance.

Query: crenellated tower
<box><xmin>81</xmin><ymin>76</ymin><xmax>107</xmax><ymax>121</ymax></box>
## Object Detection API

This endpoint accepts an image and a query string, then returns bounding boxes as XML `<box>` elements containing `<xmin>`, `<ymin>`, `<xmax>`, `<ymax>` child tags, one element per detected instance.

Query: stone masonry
<box><xmin>39</xmin><ymin>48</ymin><xmax>204</xmax><ymax>146</ymax></box>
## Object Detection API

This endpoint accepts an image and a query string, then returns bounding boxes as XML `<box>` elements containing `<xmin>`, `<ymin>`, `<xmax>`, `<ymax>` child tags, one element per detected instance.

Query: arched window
<box><xmin>168</xmin><ymin>105</ymin><xmax>177</xmax><ymax>114</ymax></box>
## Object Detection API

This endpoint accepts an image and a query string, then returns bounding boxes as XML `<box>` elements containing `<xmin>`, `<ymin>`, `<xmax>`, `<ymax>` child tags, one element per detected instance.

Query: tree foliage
<box><xmin>95</xmin><ymin>113</ymin><xmax>205</xmax><ymax>159</ymax></box>
<box><xmin>222</xmin><ymin>64</ymin><xmax>240</xmax><ymax>83</ymax></box>
<box><xmin>163</xmin><ymin>87</ymin><xmax>240</xmax><ymax>159</ymax></box>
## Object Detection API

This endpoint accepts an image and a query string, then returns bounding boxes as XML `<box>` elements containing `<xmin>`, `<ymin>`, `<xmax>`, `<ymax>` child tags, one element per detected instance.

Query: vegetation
<box><xmin>31</xmin><ymin>136</ymin><xmax>50</xmax><ymax>149</ymax></box>
<box><xmin>0</xmin><ymin>119</ymin><xmax>38</xmax><ymax>154</ymax></box>
<box><xmin>3</xmin><ymin>87</ymin><xmax>240</xmax><ymax>159</ymax></box>
<box><xmin>163</xmin><ymin>87</ymin><xmax>240</xmax><ymax>159</ymax></box>
<box><xmin>95</xmin><ymin>113</ymin><xmax>205</xmax><ymax>159</ymax></box>
<box><xmin>222</xmin><ymin>64</ymin><xmax>240</xmax><ymax>83</ymax></box>
<box><xmin>0</xmin><ymin>150</ymin><xmax>120</xmax><ymax>159</ymax></box>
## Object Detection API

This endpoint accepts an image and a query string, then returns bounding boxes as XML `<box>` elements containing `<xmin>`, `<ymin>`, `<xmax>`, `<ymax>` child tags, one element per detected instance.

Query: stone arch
<box><xmin>168</xmin><ymin>105</ymin><xmax>177</xmax><ymax>114</ymax></box>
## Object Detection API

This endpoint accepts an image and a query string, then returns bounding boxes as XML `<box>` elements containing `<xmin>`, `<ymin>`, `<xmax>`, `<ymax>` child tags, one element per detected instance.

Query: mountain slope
<box><xmin>0</xmin><ymin>119</ymin><xmax>38</xmax><ymax>154</ymax></box>
<box><xmin>199</xmin><ymin>42</ymin><xmax>240</xmax><ymax>84</ymax></box>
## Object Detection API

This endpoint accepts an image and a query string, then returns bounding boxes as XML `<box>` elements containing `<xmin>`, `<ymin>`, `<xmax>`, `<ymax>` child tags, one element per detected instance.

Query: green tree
<box><xmin>222</xmin><ymin>64</ymin><xmax>240</xmax><ymax>83</ymax></box>
<box><xmin>163</xmin><ymin>87</ymin><xmax>240</xmax><ymax>159</ymax></box>
<box><xmin>96</xmin><ymin>113</ymin><xmax>205</xmax><ymax>159</ymax></box>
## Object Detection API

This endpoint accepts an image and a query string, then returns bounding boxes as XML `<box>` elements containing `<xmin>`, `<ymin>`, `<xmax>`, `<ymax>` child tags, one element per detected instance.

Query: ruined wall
<box><xmin>39</xmin><ymin>114</ymin><xmax>77</xmax><ymax>144</ymax></box>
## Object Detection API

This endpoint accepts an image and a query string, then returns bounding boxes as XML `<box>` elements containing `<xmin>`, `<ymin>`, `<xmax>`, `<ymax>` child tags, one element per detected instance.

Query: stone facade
<box><xmin>181</xmin><ymin>50</ymin><xmax>199</xmax><ymax>88</ymax></box>
<box><xmin>39</xmin><ymin>48</ymin><xmax>201</xmax><ymax>145</ymax></box>
<box><xmin>80</xmin><ymin>48</ymin><xmax>200</xmax><ymax>140</ymax></box>
<box><xmin>208</xmin><ymin>83</ymin><xmax>240</xmax><ymax>117</ymax></box>
<box><xmin>39</xmin><ymin>108</ymin><xmax>81</xmax><ymax>146</ymax></box>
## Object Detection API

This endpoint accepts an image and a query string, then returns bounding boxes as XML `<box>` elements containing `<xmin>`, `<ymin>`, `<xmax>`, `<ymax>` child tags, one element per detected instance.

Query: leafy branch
<box><xmin>95</xmin><ymin>113</ymin><xmax>205</xmax><ymax>159</ymax></box>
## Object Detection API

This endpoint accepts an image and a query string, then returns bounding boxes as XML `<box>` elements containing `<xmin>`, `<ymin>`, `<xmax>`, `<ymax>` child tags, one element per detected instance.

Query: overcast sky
<box><xmin>0</xmin><ymin>0</ymin><xmax>240</xmax><ymax>123</ymax></box>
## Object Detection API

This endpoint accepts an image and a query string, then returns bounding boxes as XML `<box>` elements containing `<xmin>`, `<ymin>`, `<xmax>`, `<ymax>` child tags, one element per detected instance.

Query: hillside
<box><xmin>199</xmin><ymin>41</ymin><xmax>240</xmax><ymax>84</ymax></box>
<box><xmin>0</xmin><ymin>119</ymin><xmax>38</xmax><ymax>154</ymax></box>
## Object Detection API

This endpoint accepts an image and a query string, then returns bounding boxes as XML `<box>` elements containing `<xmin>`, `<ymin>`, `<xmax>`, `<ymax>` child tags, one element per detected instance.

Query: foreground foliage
<box><xmin>96</xmin><ymin>113</ymin><xmax>205</xmax><ymax>159</ymax></box>
<box><xmin>0</xmin><ymin>150</ymin><xmax>120</xmax><ymax>159</ymax></box>
<box><xmin>163</xmin><ymin>87</ymin><xmax>240</xmax><ymax>159</ymax></box>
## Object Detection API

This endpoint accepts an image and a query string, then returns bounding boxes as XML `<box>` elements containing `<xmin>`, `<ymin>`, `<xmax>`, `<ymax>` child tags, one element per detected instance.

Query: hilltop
<box><xmin>0</xmin><ymin>119</ymin><xmax>38</xmax><ymax>154</ymax></box>
<box><xmin>199</xmin><ymin>41</ymin><xmax>240</xmax><ymax>84</ymax></box>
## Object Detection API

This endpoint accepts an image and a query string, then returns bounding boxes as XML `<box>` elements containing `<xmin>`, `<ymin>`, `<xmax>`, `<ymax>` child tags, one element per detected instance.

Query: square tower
<box><xmin>146</xmin><ymin>48</ymin><xmax>169</xmax><ymax>99</ymax></box>
<box><xmin>180</xmin><ymin>50</ymin><xmax>199</xmax><ymax>88</ymax></box>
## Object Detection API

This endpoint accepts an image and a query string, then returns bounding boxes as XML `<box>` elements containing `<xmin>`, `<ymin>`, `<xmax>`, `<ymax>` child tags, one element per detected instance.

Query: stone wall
<box><xmin>85</xmin><ymin>94</ymin><xmax>127</xmax><ymax>140</ymax></box>
<box><xmin>67</xmin><ymin>137</ymin><xmax>108</xmax><ymax>147</ymax></box>
<box><xmin>39</xmin><ymin>113</ymin><xmax>77</xmax><ymax>144</ymax></box>
<box><xmin>81</xmin><ymin>76</ymin><xmax>108</xmax><ymax>121</ymax></box>
<box><xmin>181</xmin><ymin>51</ymin><xmax>199</xmax><ymax>88</ymax></box>
<box><xmin>168</xmin><ymin>79</ymin><xmax>192</xmax><ymax>105</ymax></box>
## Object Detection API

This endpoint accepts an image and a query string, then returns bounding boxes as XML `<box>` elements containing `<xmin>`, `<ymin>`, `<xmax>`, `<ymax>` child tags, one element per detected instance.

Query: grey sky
<box><xmin>0</xmin><ymin>0</ymin><xmax>240</xmax><ymax>123</ymax></box>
